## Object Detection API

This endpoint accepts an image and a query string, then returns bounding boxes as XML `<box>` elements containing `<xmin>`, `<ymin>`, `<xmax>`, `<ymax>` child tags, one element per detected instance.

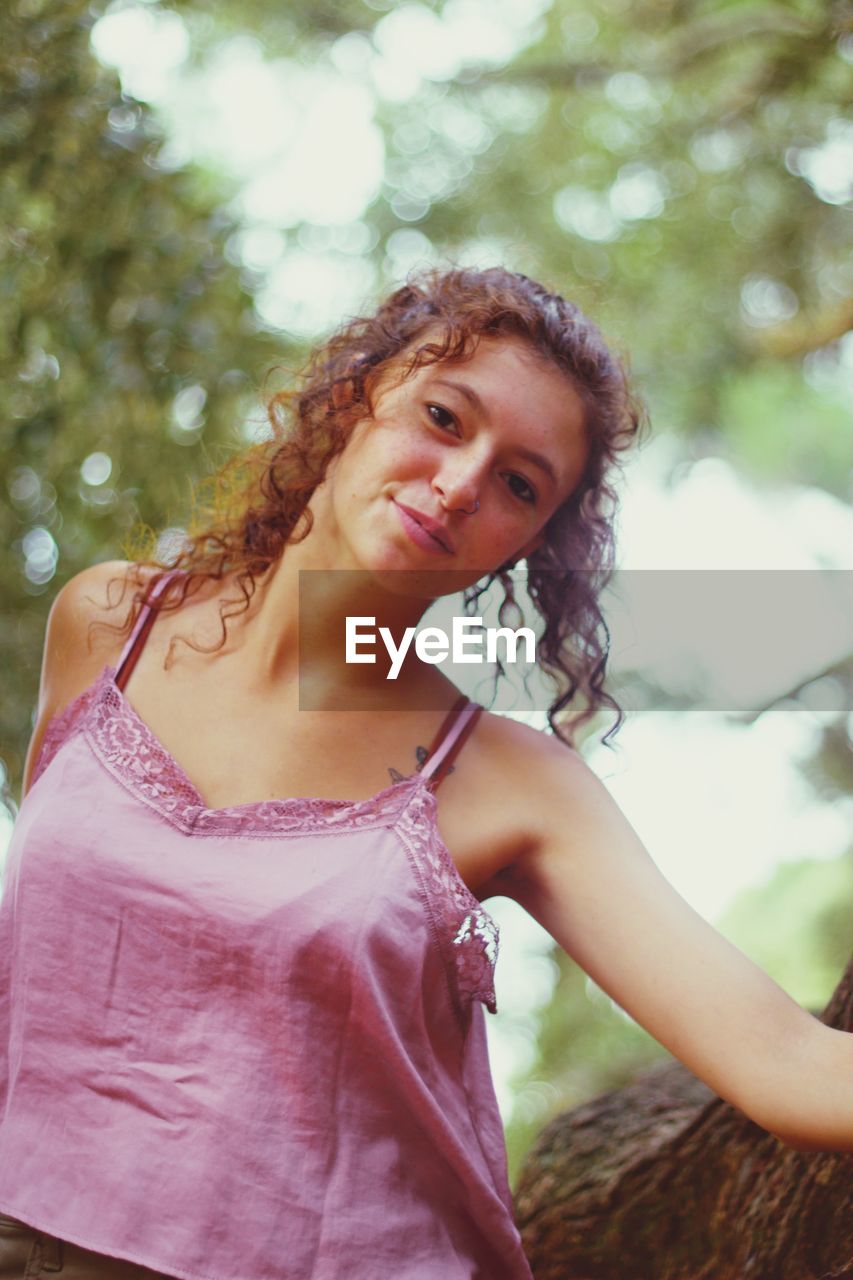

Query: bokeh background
<box><xmin>2</xmin><ymin>0</ymin><xmax>851</xmax><ymax>1184</ymax></box>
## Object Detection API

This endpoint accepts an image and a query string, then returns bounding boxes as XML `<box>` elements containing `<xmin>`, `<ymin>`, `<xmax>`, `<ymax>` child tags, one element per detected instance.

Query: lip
<box><xmin>393</xmin><ymin>501</ymin><xmax>455</xmax><ymax>555</ymax></box>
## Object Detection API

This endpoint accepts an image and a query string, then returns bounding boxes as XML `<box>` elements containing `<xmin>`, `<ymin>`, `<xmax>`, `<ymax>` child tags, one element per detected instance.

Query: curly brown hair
<box><xmin>109</xmin><ymin>265</ymin><xmax>647</xmax><ymax>749</ymax></box>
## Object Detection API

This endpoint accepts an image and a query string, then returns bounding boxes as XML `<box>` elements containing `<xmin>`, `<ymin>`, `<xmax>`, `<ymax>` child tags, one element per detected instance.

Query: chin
<box><xmin>348</xmin><ymin>525</ymin><xmax>493</xmax><ymax>600</ymax></box>
<box><xmin>367</xmin><ymin>565</ymin><xmax>488</xmax><ymax>601</ymax></box>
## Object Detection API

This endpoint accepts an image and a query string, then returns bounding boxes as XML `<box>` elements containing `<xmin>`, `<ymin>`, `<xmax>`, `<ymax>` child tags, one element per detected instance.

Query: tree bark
<box><xmin>515</xmin><ymin>958</ymin><xmax>853</xmax><ymax>1280</ymax></box>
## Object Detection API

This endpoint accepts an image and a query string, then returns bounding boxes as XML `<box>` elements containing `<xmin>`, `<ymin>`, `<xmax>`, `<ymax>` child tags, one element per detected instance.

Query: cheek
<box><xmin>373</xmin><ymin>418</ymin><xmax>437</xmax><ymax>474</ymax></box>
<box><xmin>457</xmin><ymin>517</ymin><xmax>532</xmax><ymax>572</ymax></box>
<box><xmin>326</xmin><ymin>423</ymin><xmax>435</xmax><ymax>507</ymax></box>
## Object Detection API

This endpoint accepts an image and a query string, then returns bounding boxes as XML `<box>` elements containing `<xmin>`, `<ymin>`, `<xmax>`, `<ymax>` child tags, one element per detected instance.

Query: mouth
<box><xmin>393</xmin><ymin>501</ymin><xmax>455</xmax><ymax>555</ymax></box>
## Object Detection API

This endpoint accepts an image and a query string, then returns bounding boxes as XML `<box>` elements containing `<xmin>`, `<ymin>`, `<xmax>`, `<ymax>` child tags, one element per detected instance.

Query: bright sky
<box><xmin>5</xmin><ymin>1</ymin><xmax>850</xmax><ymax>1122</ymax></box>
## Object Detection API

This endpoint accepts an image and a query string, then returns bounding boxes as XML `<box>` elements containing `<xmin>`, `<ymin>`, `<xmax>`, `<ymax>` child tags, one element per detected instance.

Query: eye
<box><xmin>426</xmin><ymin>403</ymin><xmax>459</xmax><ymax>434</ymax></box>
<box><xmin>504</xmin><ymin>474</ymin><xmax>537</xmax><ymax>505</ymax></box>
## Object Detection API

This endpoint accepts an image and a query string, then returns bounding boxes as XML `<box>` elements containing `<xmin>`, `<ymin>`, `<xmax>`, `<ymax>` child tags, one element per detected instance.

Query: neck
<box><xmin>224</xmin><ymin>539</ymin><xmax>458</xmax><ymax>710</ymax></box>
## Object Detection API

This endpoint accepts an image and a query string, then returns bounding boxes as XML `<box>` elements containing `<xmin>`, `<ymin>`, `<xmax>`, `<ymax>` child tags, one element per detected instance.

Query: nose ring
<box><xmin>461</xmin><ymin>500</ymin><xmax>480</xmax><ymax>516</ymax></box>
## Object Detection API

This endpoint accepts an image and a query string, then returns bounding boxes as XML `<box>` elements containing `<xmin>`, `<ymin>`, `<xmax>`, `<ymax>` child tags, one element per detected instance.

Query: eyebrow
<box><xmin>430</xmin><ymin>377</ymin><xmax>560</xmax><ymax>487</ymax></box>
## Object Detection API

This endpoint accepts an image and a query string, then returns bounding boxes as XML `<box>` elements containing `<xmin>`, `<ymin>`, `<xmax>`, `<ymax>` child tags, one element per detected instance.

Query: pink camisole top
<box><xmin>0</xmin><ymin>569</ymin><xmax>534</xmax><ymax>1280</ymax></box>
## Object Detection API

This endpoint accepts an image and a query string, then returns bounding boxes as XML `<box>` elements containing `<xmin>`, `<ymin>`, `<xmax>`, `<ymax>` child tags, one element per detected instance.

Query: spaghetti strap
<box><xmin>422</xmin><ymin>696</ymin><xmax>469</xmax><ymax>761</ymax></box>
<box><xmin>420</xmin><ymin>697</ymin><xmax>484</xmax><ymax>793</ymax></box>
<box><xmin>114</xmin><ymin>568</ymin><xmax>182</xmax><ymax>691</ymax></box>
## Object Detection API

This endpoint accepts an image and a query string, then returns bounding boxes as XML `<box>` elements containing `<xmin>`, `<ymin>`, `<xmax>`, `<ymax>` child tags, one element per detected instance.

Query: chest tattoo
<box><xmin>387</xmin><ymin>744</ymin><xmax>455</xmax><ymax>784</ymax></box>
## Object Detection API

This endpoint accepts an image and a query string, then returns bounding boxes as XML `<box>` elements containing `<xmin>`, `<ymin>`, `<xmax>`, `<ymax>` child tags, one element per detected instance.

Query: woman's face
<box><xmin>315</xmin><ymin>333</ymin><xmax>590</xmax><ymax>598</ymax></box>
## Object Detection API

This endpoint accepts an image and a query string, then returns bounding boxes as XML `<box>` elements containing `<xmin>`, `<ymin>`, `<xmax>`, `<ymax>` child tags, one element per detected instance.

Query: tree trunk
<box><xmin>514</xmin><ymin>957</ymin><xmax>853</xmax><ymax>1280</ymax></box>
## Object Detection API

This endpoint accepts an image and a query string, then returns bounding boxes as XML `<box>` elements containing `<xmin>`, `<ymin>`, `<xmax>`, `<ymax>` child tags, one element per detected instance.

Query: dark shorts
<box><xmin>0</xmin><ymin>1215</ymin><xmax>175</xmax><ymax>1279</ymax></box>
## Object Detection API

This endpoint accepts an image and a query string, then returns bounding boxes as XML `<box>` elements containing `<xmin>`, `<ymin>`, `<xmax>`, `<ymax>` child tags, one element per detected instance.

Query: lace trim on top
<box><xmin>395</xmin><ymin>786</ymin><xmax>499</xmax><ymax>1016</ymax></box>
<box><xmin>29</xmin><ymin>664</ymin><xmax>499</xmax><ymax>1014</ymax></box>
<box><xmin>31</xmin><ymin>682</ymin><xmax>99</xmax><ymax>789</ymax></box>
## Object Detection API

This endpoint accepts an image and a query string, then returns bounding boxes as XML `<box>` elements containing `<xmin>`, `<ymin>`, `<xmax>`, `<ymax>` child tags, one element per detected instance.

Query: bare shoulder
<box><xmin>470</xmin><ymin>715</ymin><xmax>668</xmax><ymax>978</ymax></box>
<box><xmin>472</xmin><ymin>706</ymin><xmax>591</xmax><ymax>788</ymax></box>
<box><xmin>41</xmin><ymin>560</ymin><xmax>156</xmax><ymax>697</ymax></box>
<box><xmin>21</xmin><ymin>561</ymin><xmax>157</xmax><ymax>797</ymax></box>
<box><xmin>470</xmin><ymin>708</ymin><xmax>622</xmax><ymax>895</ymax></box>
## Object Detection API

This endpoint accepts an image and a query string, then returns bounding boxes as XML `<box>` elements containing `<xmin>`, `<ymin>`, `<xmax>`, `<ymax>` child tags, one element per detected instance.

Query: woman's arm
<box><xmin>500</xmin><ymin>732</ymin><xmax>853</xmax><ymax>1152</ymax></box>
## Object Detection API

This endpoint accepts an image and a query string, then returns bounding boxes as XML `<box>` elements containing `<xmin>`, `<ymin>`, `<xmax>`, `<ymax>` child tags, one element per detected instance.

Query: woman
<box><xmin>2</xmin><ymin>266</ymin><xmax>851</xmax><ymax>1280</ymax></box>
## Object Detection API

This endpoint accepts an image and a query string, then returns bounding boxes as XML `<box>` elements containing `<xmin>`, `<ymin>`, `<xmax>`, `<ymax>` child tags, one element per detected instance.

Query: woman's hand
<box><xmin>497</xmin><ymin>729</ymin><xmax>853</xmax><ymax>1152</ymax></box>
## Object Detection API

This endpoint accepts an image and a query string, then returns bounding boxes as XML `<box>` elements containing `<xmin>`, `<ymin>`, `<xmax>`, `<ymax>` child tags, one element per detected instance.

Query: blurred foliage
<box><xmin>504</xmin><ymin>948</ymin><xmax>667</xmax><ymax>1185</ymax></box>
<box><xmin>132</xmin><ymin>0</ymin><xmax>852</xmax><ymax>491</ymax></box>
<box><xmin>717</xmin><ymin>849</ymin><xmax>853</xmax><ymax>1010</ymax></box>
<box><xmin>0</xmin><ymin>0</ymin><xmax>290</xmax><ymax>796</ymax></box>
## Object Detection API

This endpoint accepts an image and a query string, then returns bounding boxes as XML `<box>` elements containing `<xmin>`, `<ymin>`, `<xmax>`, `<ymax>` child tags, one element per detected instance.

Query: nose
<box><xmin>432</xmin><ymin>458</ymin><xmax>483</xmax><ymax>516</ymax></box>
